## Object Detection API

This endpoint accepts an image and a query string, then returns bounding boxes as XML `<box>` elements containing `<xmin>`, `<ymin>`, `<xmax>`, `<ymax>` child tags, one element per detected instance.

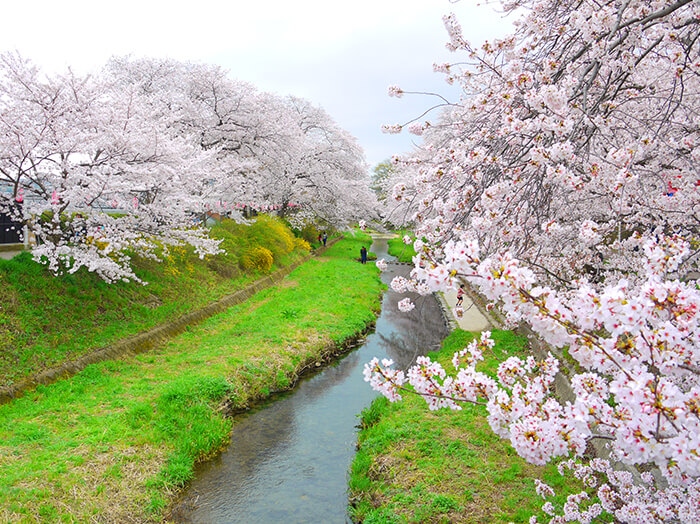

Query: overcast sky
<box><xmin>0</xmin><ymin>0</ymin><xmax>512</xmax><ymax>169</ymax></box>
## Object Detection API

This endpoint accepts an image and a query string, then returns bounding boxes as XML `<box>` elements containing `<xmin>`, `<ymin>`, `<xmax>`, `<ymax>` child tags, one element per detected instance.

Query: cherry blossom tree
<box><xmin>106</xmin><ymin>58</ymin><xmax>377</xmax><ymax>230</ymax></box>
<box><xmin>269</xmin><ymin>96</ymin><xmax>377</xmax><ymax>228</ymax></box>
<box><xmin>103</xmin><ymin>57</ymin><xmax>280</xmax><ymax>215</ymax></box>
<box><xmin>367</xmin><ymin>1</ymin><xmax>700</xmax><ymax>521</ymax></box>
<box><xmin>371</xmin><ymin>159</ymin><xmax>394</xmax><ymax>202</ymax></box>
<box><xmin>0</xmin><ymin>52</ymin><xmax>220</xmax><ymax>283</ymax></box>
<box><xmin>0</xmin><ymin>54</ymin><xmax>375</xmax><ymax>281</ymax></box>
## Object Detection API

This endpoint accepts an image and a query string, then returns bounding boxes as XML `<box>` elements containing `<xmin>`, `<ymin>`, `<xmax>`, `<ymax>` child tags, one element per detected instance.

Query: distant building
<box><xmin>0</xmin><ymin>212</ymin><xmax>22</xmax><ymax>244</ymax></box>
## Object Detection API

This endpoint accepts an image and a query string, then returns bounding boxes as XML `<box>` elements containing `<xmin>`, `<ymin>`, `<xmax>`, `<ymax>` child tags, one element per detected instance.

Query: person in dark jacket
<box><xmin>360</xmin><ymin>246</ymin><xmax>367</xmax><ymax>264</ymax></box>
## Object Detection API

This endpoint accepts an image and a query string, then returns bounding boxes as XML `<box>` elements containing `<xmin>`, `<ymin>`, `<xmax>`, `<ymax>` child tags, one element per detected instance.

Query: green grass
<box><xmin>0</xmin><ymin>216</ymin><xmax>308</xmax><ymax>388</ymax></box>
<box><xmin>348</xmin><ymin>329</ymin><xmax>583</xmax><ymax>523</ymax></box>
<box><xmin>0</xmin><ymin>233</ymin><xmax>383</xmax><ymax>522</ymax></box>
<box><xmin>387</xmin><ymin>230</ymin><xmax>417</xmax><ymax>263</ymax></box>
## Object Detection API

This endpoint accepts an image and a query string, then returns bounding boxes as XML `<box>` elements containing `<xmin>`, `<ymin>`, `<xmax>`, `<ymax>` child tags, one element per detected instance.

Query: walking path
<box><xmin>369</xmin><ymin>231</ymin><xmax>492</xmax><ymax>333</ymax></box>
<box><xmin>0</xmin><ymin>243</ymin><xmax>23</xmax><ymax>260</ymax></box>
<box><xmin>441</xmin><ymin>287</ymin><xmax>492</xmax><ymax>332</ymax></box>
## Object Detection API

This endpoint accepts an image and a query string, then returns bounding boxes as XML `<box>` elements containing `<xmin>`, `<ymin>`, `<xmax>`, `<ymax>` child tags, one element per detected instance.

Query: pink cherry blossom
<box><xmin>368</xmin><ymin>0</ymin><xmax>700</xmax><ymax>520</ymax></box>
<box><xmin>397</xmin><ymin>297</ymin><xmax>415</xmax><ymax>312</ymax></box>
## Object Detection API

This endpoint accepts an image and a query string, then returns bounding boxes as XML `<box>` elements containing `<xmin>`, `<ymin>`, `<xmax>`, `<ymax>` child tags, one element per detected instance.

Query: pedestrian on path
<box><xmin>456</xmin><ymin>284</ymin><xmax>465</xmax><ymax>307</ymax></box>
<box><xmin>322</xmin><ymin>232</ymin><xmax>327</xmax><ymax>246</ymax></box>
<box><xmin>360</xmin><ymin>246</ymin><xmax>367</xmax><ymax>264</ymax></box>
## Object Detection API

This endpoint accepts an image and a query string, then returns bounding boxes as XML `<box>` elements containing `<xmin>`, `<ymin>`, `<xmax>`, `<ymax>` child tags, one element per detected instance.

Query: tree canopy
<box><xmin>0</xmin><ymin>54</ymin><xmax>376</xmax><ymax>282</ymax></box>
<box><xmin>368</xmin><ymin>1</ymin><xmax>700</xmax><ymax>521</ymax></box>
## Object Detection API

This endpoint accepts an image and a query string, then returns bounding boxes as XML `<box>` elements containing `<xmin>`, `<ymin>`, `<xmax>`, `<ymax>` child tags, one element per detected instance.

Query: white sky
<box><xmin>0</xmin><ymin>0</ymin><xmax>512</xmax><ymax>169</ymax></box>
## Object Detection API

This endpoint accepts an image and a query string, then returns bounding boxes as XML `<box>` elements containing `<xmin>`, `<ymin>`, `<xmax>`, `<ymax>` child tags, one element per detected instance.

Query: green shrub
<box><xmin>211</xmin><ymin>215</ymin><xmax>301</xmax><ymax>264</ymax></box>
<box><xmin>295</xmin><ymin>224</ymin><xmax>321</xmax><ymax>244</ymax></box>
<box><xmin>255</xmin><ymin>215</ymin><xmax>296</xmax><ymax>259</ymax></box>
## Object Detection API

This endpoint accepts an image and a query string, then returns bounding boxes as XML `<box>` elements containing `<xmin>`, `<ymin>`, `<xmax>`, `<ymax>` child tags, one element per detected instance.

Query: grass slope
<box><xmin>386</xmin><ymin>231</ymin><xmax>417</xmax><ymax>263</ymax></box>
<box><xmin>0</xmin><ymin>233</ymin><xmax>383</xmax><ymax>522</ymax></box>
<box><xmin>349</xmin><ymin>330</ymin><xmax>582</xmax><ymax>524</ymax></box>
<box><xmin>0</xmin><ymin>216</ymin><xmax>307</xmax><ymax>388</ymax></box>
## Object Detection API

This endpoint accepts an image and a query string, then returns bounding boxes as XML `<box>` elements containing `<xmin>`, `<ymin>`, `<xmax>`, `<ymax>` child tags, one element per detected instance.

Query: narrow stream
<box><xmin>171</xmin><ymin>237</ymin><xmax>449</xmax><ymax>523</ymax></box>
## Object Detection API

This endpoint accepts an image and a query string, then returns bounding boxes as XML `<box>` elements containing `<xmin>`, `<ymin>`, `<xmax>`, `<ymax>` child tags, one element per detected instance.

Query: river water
<box><xmin>171</xmin><ymin>237</ymin><xmax>449</xmax><ymax>523</ymax></box>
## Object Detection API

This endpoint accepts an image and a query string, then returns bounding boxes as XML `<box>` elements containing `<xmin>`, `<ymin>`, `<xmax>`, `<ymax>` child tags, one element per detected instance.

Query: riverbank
<box><xmin>384</xmin><ymin>231</ymin><xmax>491</xmax><ymax>332</ymax></box>
<box><xmin>0</xmin><ymin>233</ymin><xmax>384</xmax><ymax>522</ymax></box>
<box><xmin>382</xmin><ymin>230</ymin><xmax>415</xmax><ymax>264</ymax></box>
<box><xmin>349</xmin><ymin>329</ymin><xmax>582</xmax><ymax>523</ymax></box>
<box><xmin>169</xmin><ymin>236</ymin><xmax>450</xmax><ymax>522</ymax></box>
<box><xmin>0</xmin><ymin>216</ymin><xmax>310</xmax><ymax>390</ymax></box>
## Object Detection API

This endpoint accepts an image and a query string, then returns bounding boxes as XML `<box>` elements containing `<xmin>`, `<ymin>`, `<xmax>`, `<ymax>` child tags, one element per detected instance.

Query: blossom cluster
<box><xmin>380</xmin><ymin>124</ymin><xmax>403</xmax><ymax>134</ymax></box>
<box><xmin>364</xmin><ymin>331</ymin><xmax>497</xmax><ymax>411</ymax></box>
<box><xmin>387</xmin><ymin>85</ymin><xmax>404</xmax><ymax>98</ymax></box>
<box><xmin>369</xmin><ymin>0</ymin><xmax>700</xmax><ymax>519</ymax></box>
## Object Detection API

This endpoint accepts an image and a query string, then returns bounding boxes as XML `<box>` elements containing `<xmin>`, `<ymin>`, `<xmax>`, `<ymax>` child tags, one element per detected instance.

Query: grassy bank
<box><xmin>386</xmin><ymin>231</ymin><xmax>416</xmax><ymax>263</ymax></box>
<box><xmin>0</xmin><ymin>233</ymin><xmax>383</xmax><ymax>522</ymax></box>
<box><xmin>349</xmin><ymin>329</ymin><xmax>581</xmax><ymax>523</ymax></box>
<box><xmin>0</xmin><ymin>216</ymin><xmax>309</xmax><ymax>388</ymax></box>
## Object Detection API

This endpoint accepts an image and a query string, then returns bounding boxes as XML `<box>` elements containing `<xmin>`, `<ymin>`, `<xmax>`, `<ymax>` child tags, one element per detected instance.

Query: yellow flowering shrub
<box><xmin>241</xmin><ymin>246</ymin><xmax>274</xmax><ymax>273</ymax></box>
<box><xmin>294</xmin><ymin>237</ymin><xmax>311</xmax><ymax>252</ymax></box>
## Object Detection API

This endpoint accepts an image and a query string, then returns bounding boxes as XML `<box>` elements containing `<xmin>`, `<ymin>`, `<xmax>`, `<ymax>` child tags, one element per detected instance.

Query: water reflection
<box><xmin>377</xmin><ymin>293</ymin><xmax>447</xmax><ymax>369</ymax></box>
<box><xmin>171</xmin><ymin>237</ymin><xmax>448</xmax><ymax>523</ymax></box>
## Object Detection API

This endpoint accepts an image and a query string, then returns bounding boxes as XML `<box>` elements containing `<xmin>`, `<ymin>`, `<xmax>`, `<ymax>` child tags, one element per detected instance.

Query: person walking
<box><xmin>360</xmin><ymin>246</ymin><xmax>368</xmax><ymax>264</ymax></box>
<box><xmin>456</xmin><ymin>284</ymin><xmax>465</xmax><ymax>307</ymax></box>
<box><xmin>322</xmin><ymin>232</ymin><xmax>327</xmax><ymax>246</ymax></box>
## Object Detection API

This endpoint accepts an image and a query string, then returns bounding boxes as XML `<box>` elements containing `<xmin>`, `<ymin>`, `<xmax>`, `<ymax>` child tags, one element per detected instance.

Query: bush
<box><xmin>255</xmin><ymin>215</ymin><xmax>296</xmax><ymax>260</ymax></box>
<box><xmin>211</xmin><ymin>215</ymin><xmax>300</xmax><ymax>265</ymax></box>
<box><xmin>294</xmin><ymin>237</ymin><xmax>311</xmax><ymax>252</ymax></box>
<box><xmin>241</xmin><ymin>246</ymin><xmax>273</xmax><ymax>272</ymax></box>
<box><xmin>295</xmin><ymin>224</ymin><xmax>321</xmax><ymax>244</ymax></box>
